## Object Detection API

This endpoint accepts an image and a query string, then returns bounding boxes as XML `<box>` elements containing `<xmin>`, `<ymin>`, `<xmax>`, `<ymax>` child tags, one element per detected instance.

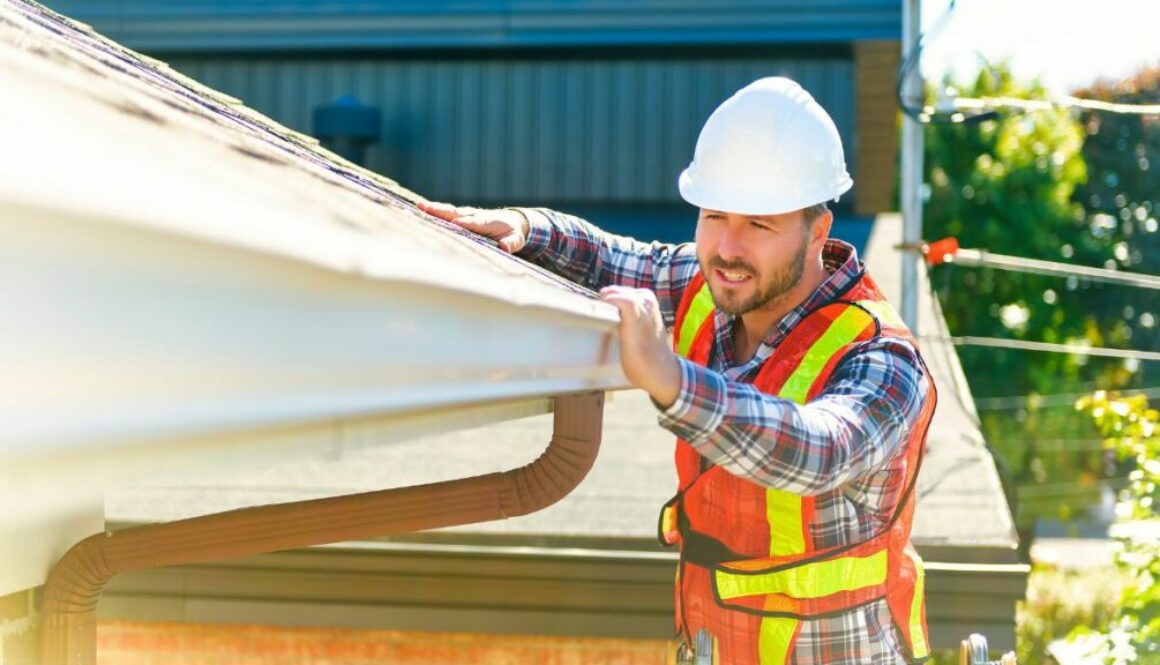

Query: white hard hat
<box><xmin>678</xmin><ymin>77</ymin><xmax>853</xmax><ymax>216</ymax></box>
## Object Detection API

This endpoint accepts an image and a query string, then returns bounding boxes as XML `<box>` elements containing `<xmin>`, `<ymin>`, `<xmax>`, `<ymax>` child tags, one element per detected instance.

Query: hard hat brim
<box><xmin>678</xmin><ymin>167</ymin><xmax>853</xmax><ymax>216</ymax></box>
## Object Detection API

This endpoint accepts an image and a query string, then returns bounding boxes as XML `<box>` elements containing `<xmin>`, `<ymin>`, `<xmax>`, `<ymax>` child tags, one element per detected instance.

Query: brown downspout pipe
<box><xmin>42</xmin><ymin>392</ymin><xmax>604</xmax><ymax>665</ymax></box>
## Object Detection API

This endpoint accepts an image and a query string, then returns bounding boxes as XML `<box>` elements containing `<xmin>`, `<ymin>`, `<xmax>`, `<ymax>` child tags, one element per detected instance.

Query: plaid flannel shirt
<box><xmin>517</xmin><ymin>207</ymin><xmax>931</xmax><ymax>665</ymax></box>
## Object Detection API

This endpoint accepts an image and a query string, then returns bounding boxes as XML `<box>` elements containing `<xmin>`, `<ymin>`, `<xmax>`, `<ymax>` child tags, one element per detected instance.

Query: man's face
<box><xmin>694</xmin><ymin>208</ymin><xmax>812</xmax><ymax>316</ymax></box>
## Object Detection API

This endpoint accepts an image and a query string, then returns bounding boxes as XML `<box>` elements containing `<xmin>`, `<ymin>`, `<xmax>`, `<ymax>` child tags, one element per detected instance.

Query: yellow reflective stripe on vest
<box><xmin>765</xmin><ymin>489</ymin><xmax>804</xmax><ymax>557</ymax></box>
<box><xmin>677</xmin><ymin>283</ymin><xmax>715</xmax><ymax>357</ymax></box>
<box><xmin>715</xmin><ymin>549</ymin><xmax>888</xmax><ymax>601</ymax></box>
<box><xmin>777</xmin><ymin>306</ymin><xmax>875</xmax><ymax>404</ymax></box>
<box><xmin>907</xmin><ymin>550</ymin><xmax>930</xmax><ymax>658</ymax></box>
<box><xmin>759</xmin><ymin>617</ymin><xmax>796</xmax><ymax>665</ymax></box>
<box><xmin>763</xmin><ymin>305</ymin><xmax>873</xmax><ymax>560</ymax></box>
<box><xmin>857</xmin><ymin>299</ymin><xmax>906</xmax><ymax>329</ymax></box>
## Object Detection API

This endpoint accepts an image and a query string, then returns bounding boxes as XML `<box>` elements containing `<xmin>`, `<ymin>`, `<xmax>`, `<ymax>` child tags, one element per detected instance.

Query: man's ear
<box><xmin>811</xmin><ymin>209</ymin><xmax>833</xmax><ymax>249</ymax></box>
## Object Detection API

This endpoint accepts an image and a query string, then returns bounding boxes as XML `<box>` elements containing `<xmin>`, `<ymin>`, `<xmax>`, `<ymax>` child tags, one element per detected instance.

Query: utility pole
<box><xmin>900</xmin><ymin>0</ymin><xmax>923</xmax><ymax>333</ymax></box>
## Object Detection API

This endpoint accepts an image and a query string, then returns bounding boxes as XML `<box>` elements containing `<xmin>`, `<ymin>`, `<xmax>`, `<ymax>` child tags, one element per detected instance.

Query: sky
<box><xmin>919</xmin><ymin>0</ymin><xmax>1160</xmax><ymax>94</ymax></box>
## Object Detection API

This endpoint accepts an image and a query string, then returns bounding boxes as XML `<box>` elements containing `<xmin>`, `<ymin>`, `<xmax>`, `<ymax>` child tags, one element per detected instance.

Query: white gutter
<box><xmin>0</xmin><ymin>1</ymin><xmax>629</xmax><ymax>587</ymax></box>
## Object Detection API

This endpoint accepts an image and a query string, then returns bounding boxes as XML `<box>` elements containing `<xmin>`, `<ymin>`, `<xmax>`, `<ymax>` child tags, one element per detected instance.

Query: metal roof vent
<box><xmin>313</xmin><ymin>95</ymin><xmax>381</xmax><ymax>166</ymax></box>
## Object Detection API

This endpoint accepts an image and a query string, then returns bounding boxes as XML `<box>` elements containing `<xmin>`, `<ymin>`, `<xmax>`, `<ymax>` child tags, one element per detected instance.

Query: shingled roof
<box><xmin>0</xmin><ymin>0</ymin><xmax>626</xmax><ymax>594</ymax></box>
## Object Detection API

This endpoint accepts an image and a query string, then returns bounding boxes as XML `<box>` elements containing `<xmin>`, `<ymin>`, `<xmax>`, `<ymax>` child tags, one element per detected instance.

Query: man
<box><xmin>419</xmin><ymin>77</ymin><xmax>936</xmax><ymax>665</ymax></box>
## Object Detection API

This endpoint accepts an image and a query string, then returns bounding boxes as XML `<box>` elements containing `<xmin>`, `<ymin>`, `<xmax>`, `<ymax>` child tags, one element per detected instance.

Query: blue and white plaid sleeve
<box><xmin>659</xmin><ymin>338</ymin><xmax>930</xmax><ymax>495</ymax></box>
<box><xmin>516</xmin><ymin>207</ymin><xmax>700</xmax><ymax>327</ymax></box>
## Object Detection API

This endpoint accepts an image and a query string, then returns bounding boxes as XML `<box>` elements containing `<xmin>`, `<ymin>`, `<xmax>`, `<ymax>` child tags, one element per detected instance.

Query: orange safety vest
<box><xmin>658</xmin><ymin>270</ymin><xmax>937</xmax><ymax>665</ymax></box>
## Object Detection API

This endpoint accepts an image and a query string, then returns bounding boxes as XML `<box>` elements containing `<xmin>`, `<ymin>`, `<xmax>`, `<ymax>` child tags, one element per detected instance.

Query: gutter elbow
<box><xmin>42</xmin><ymin>392</ymin><xmax>604</xmax><ymax>665</ymax></box>
<box><xmin>500</xmin><ymin>392</ymin><xmax>604</xmax><ymax>517</ymax></box>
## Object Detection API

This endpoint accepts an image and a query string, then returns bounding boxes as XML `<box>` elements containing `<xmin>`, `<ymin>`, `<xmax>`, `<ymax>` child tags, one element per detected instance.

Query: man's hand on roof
<box><xmin>599</xmin><ymin>286</ymin><xmax>682</xmax><ymax>410</ymax></box>
<box><xmin>417</xmin><ymin>200</ymin><xmax>530</xmax><ymax>254</ymax></box>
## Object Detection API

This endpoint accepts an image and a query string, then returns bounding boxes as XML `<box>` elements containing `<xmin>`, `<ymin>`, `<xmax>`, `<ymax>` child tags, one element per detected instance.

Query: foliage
<box><xmin>922</xmin><ymin>64</ymin><xmax>1112</xmax><ymax>523</ymax></box>
<box><xmin>1066</xmin><ymin>392</ymin><xmax>1160</xmax><ymax>663</ymax></box>
<box><xmin>925</xmin><ymin>563</ymin><xmax>1123</xmax><ymax>665</ymax></box>
<box><xmin>1018</xmin><ymin>564</ymin><xmax>1126</xmax><ymax>664</ymax></box>
<box><xmin>1070</xmin><ymin>67</ymin><xmax>1160</xmax><ymax>389</ymax></box>
<box><xmin>919</xmin><ymin>57</ymin><xmax>1160</xmax><ymax>665</ymax></box>
<box><xmin>924</xmin><ymin>65</ymin><xmax>1090</xmax><ymax>392</ymax></box>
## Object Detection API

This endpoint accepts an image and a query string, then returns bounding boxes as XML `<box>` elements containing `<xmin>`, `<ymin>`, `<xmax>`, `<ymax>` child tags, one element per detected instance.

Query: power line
<box><xmin>941</xmin><ymin>248</ymin><xmax>1160</xmax><ymax>291</ymax></box>
<box><xmin>943</xmin><ymin>336</ymin><xmax>1160</xmax><ymax>362</ymax></box>
<box><xmin>974</xmin><ymin>387</ymin><xmax>1160</xmax><ymax>410</ymax></box>
<box><xmin>990</xmin><ymin>439</ymin><xmax>1108</xmax><ymax>452</ymax></box>
<box><xmin>952</xmin><ymin>94</ymin><xmax>1160</xmax><ymax>117</ymax></box>
<box><xmin>1016</xmin><ymin>480</ymin><xmax>1120</xmax><ymax>495</ymax></box>
<box><xmin>896</xmin><ymin>1</ymin><xmax>1160</xmax><ymax>122</ymax></box>
<box><xmin>1017</xmin><ymin>483</ymin><xmax>1107</xmax><ymax>493</ymax></box>
<box><xmin>918</xmin><ymin>238</ymin><xmax>1160</xmax><ymax>290</ymax></box>
<box><xmin>896</xmin><ymin>1</ymin><xmax>973</xmax><ymax>124</ymax></box>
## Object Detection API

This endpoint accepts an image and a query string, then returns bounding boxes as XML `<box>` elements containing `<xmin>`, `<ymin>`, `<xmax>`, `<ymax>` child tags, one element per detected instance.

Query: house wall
<box><xmin>42</xmin><ymin>0</ymin><xmax>902</xmax><ymax>51</ymax></box>
<box><xmin>39</xmin><ymin>0</ymin><xmax>901</xmax><ymax>215</ymax></box>
<box><xmin>854</xmin><ymin>40</ymin><xmax>901</xmax><ymax>215</ymax></box>
<box><xmin>96</xmin><ymin>540</ymin><xmax>1028</xmax><ymax>652</ymax></box>
<box><xmin>0</xmin><ymin>588</ymin><xmax>40</xmax><ymax>665</ymax></box>
<box><xmin>99</xmin><ymin>622</ymin><xmax>670</xmax><ymax>665</ymax></box>
<box><xmin>162</xmin><ymin>51</ymin><xmax>858</xmax><ymax>208</ymax></box>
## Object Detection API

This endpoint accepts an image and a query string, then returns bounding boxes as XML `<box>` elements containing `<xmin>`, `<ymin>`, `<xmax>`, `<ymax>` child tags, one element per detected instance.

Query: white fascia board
<box><xmin>0</xmin><ymin>11</ymin><xmax>629</xmax><ymax>535</ymax></box>
<box><xmin>0</xmin><ymin>184</ymin><xmax>627</xmax><ymax>535</ymax></box>
<box><xmin>0</xmin><ymin>202</ymin><xmax>624</xmax><ymax>453</ymax></box>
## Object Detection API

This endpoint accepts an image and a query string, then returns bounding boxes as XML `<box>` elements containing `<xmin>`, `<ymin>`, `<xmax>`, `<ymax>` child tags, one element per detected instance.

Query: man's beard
<box><xmin>702</xmin><ymin>240</ymin><xmax>807</xmax><ymax>316</ymax></box>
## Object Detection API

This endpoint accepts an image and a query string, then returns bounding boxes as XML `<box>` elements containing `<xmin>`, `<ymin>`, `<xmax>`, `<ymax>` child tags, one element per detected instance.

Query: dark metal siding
<box><xmin>100</xmin><ymin>541</ymin><xmax>1028</xmax><ymax>651</ymax></box>
<box><xmin>44</xmin><ymin>1</ymin><xmax>900</xmax><ymax>52</ymax></box>
<box><xmin>167</xmin><ymin>55</ymin><xmax>856</xmax><ymax>205</ymax></box>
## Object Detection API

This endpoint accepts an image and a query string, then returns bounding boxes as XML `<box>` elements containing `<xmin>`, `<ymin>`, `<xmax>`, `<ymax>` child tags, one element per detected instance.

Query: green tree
<box><xmin>1070</xmin><ymin>67</ymin><xmax>1160</xmax><ymax>390</ymax></box>
<box><xmin>1067</xmin><ymin>392</ymin><xmax>1159</xmax><ymax>663</ymax></box>
<box><xmin>922</xmin><ymin>65</ymin><xmax>1122</xmax><ymax>524</ymax></box>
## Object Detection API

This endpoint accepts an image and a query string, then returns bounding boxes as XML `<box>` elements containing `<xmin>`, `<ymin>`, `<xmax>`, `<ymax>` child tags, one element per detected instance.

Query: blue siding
<box><xmin>162</xmin><ymin>55</ymin><xmax>856</xmax><ymax>206</ymax></box>
<box><xmin>43</xmin><ymin>0</ymin><xmax>900</xmax><ymax>52</ymax></box>
<box><xmin>564</xmin><ymin>205</ymin><xmax>874</xmax><ymax>253</ymax></box>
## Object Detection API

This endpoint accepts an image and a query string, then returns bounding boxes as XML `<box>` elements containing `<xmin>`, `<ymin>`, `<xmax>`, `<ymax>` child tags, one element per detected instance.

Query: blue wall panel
<box><xmin>44</xmin><ymin>0</ymin><xmax>900</xmax><ymax>51</ymax></box>
<box><xmin>163</xmin><ymin>55</ymin><xmax>855</xmax><ymax>206</ymax></box>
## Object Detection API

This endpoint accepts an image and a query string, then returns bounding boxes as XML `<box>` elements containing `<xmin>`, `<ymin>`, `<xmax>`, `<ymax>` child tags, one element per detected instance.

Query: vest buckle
<box><xmin>672</xmin><ymin>629</ymin><xmax>714</xmax><ymax>665</ymax></box>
